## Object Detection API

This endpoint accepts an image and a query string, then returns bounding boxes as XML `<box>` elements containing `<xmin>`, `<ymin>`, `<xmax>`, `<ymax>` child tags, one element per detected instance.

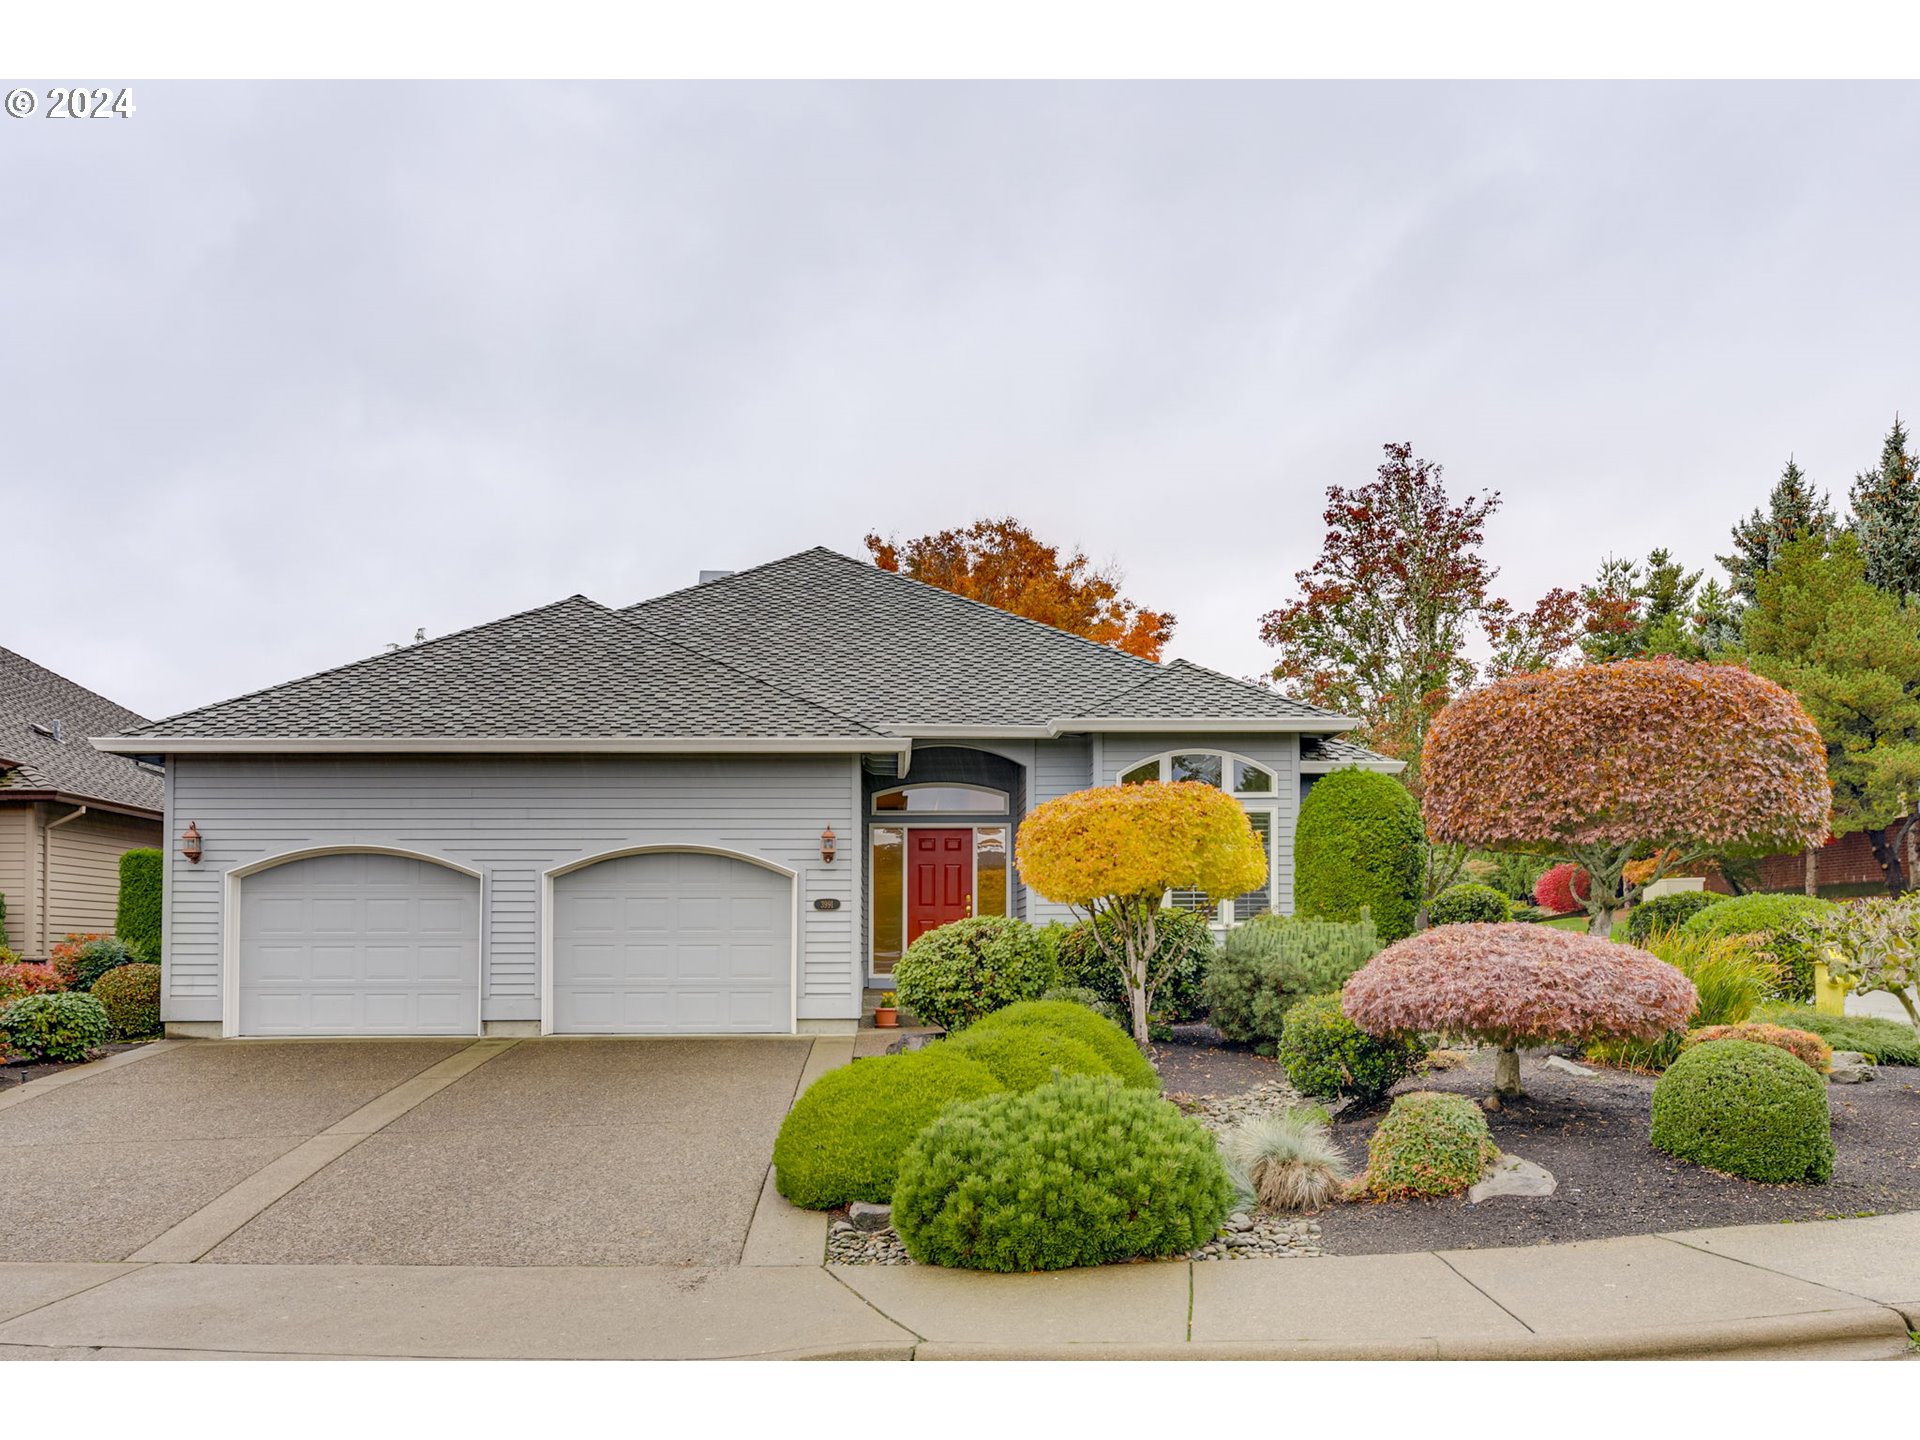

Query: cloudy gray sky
<box><xmin>6</xmin><ymin>81</ymin><xmax>1918</xmax><ymax>722</ymax></box>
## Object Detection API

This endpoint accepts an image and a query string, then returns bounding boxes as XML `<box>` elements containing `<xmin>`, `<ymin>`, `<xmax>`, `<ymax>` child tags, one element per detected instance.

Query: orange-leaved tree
<box><xmin>1422</xmin><ymin>660</ymin><xmax>1831</xmax><ymax>935</ymax></box>
<box><xmin>1016</xmin><ymin>782</ymin><xmax>1265</xmax><ymax>1045</ymax></box>
<box><xmin>865</xmin><ymin>518</ymin><xmax>1175</xmax><ymax>660</ymax></box>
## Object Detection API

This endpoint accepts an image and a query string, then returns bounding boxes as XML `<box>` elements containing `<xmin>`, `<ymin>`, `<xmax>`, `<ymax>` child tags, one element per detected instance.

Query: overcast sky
<box><xmin>6</xmin><ymin>81</ymin><xmax>1918</xmax><ymax>722</ymax></box>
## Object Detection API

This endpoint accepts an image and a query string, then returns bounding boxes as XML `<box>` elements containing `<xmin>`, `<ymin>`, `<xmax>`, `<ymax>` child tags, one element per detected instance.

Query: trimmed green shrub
<box><xmin>1624</xmin><ymin>889</ymin><xmax>1726</xmax><ymax>945</ymax></box>
<box><xmin>1054</xmin><ymin>907</ymin><xmax>1214</xmax><ymax>1026</ymax></box>
<box><xmin>1680</xmin><ymin>893</ymin><xmax>1837</xmax><ymax>1002</ymax></box>
<box><xmin>1360</xmin><ymin>1090</ymin><xmax>1498</xmax><ymax>1199</ymax></box>
<box><xmin>1295</xmin><ymin>769</ymin><xmax>1422</xmax><ymax>942</ymax></box>
<box><xmin>969</xmin><ymin>999</ymin><xmax>1160</xmax><ymax>1091</ymax></box>
<box><xmin>0</xmin><ymin>992</ymin><xmax>112</xmax><ymax>1063</ymax></box>
<box><xmin>891</xmin><ymin>1073</ymin><xmax>1233</xmax><ymax>1271</ymax></box>
<box><xmin>945</xmin><ymin>1025</ymin><xmax>1115</xmax><ymax>1092</ymax></box>
<box><xmin>773</xmin><ymin>1047</ymin><xmax>1006</xmax><ymax>1209</ymax></box>
<box><xmin>891</xmin><ymin>916</ymin><xmax>1056</xmax><ymax>1033</ymax></box>
<box><xmin>1202</xmin><ymin>913</ymin><xmax>1380</xmax><ymax>1055</ymax></box>
<box><xmin>51</xmin><ymin>935</ymin><xmax>142</xmax><ymax>992</ymax></box>
<box><xmin>1749</xmin><ymin>1003</ymin><xmax>1920</xmax><ymax>1067</ymax></box>
<box><xmin>1036</xmin><ymin>983</ymin><xmax>1126</xmax><ymax>1029</ymax></box>
<box><xmin>115</xmin><ymin>849</ymin><xmax>164</xmax><ymax>963</ymax></box>
<box><xmin>1651</xmin><ymin>1038</ymin><xmax>1833</xmax><ymax>1183</ymax></box>
<box><xmin>90</xmin><ymin>962</ymin><xmax>161</xmax><ymax>1040</ymax></box>
<box><xmin>1427</xmin><ymin>882</ymin><xmax>1512</xmax><ymax>926</ymax></box>
<box><xmin>1683</xmin><ymin>1021</ymin><xmax>1830</xmax><ymax>1074</ymax></box>
<box><xmin>1275</xmin><ymin>991</ymin><xmax>1423</xmax><ymax>1100</ymax></box>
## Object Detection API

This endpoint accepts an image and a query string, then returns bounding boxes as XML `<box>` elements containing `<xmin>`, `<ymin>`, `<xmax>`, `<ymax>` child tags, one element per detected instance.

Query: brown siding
<box><xmin>0</xmin><ymin>807</ymin><xmax>34</xmax><ymax>954</ymax></box>
<box><xmin>43</xmin><ymin>810</ymin><xmax>163</xmax><ymax>945</ymax></box>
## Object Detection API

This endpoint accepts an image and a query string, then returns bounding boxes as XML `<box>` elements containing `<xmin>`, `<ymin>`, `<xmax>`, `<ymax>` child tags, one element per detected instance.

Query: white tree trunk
<box><xmin>1494</xmin><ymin>1045</ymin><xmax>1523</xmax><ymax>1097</ymax></box>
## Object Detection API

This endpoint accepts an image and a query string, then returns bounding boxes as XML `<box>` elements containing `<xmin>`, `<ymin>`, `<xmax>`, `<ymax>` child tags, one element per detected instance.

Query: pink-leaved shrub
<box><xmin>1342</xmin><ymin>922</ymin><xmax>1698</xmax><ymax>1096</ymax></box>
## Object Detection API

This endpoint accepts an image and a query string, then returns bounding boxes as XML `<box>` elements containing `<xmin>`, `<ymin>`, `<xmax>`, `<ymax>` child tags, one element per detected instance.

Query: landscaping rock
<box><xmin>1829</xmin><ymin>1051</ymin><xmax>1876</xmax><ymax>1084</ymax></box>
<box><xmin>848</xmin><ymin>1201</ymin><xmax>893</xmax><ymax>1232</ymax></box>
<box><xmin>1468</xmin><ymin>1154</ymin><xmax>1557</xmax><ymax>1203</ymax></box>
<box><xmin>1543</xmin><ymin>1055</ymin><xmax>1598</xmax><ymax>1078</ymax></box>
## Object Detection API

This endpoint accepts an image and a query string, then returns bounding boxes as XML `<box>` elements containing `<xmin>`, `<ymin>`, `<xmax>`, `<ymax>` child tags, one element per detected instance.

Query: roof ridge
<box><xmin>128</xmin><ymin>593</ymin><xmax>609</xmax><ymax>736</ymax></box>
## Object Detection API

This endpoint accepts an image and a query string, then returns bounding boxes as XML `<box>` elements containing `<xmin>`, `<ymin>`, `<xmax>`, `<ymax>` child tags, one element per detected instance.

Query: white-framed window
<box><xmin>872</xmin><ymin>783</ymin><xmax>1010</xmax><ymax>814</ymax></box>
<box><xmin>1116</xmin><ymin>749</ymin><xmax>1278</xmax><ymax>924</ymax></box>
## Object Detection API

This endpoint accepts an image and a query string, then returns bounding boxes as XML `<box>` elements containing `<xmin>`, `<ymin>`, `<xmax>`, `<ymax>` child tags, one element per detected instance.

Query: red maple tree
<box><xmin>865</xmin><ymin>518</ymin><xmax>1175</xmax><ymax>661</ymax></box>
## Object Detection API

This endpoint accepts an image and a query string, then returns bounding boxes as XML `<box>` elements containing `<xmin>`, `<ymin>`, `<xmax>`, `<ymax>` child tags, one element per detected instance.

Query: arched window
<box><xmin>871</xmin><ymin>784</ymin><xmax>1009</xmax><ymax>814</ymax></box>
<box><xmin>1114</xmin><ymin>750</ymin><xmax>1280</xmax><ymax>923</ymax></box>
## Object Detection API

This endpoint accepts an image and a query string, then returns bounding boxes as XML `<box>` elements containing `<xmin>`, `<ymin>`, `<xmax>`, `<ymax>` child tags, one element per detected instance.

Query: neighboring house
<box><xmin>93</xmin><ymin>548</ymin><xmax>1399</xmax><ymax>1039</ymax></box>
<box><xmin>2</xmin><ymin>647</ymin><xmax>164</xmax><ymax>958</ymax></box>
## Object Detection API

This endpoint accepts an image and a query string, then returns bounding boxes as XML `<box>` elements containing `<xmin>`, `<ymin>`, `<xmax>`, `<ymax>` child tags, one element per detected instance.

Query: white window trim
<box><xmin>1113</xmin><ymin>749</ymin><xmax>1278</xmax><ymax>926</ymax></box>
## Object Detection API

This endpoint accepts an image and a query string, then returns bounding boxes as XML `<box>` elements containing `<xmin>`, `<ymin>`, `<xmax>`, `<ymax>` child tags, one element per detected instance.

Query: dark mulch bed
<box><xmin>1149</xmin><ymin>1024</ymin><xmax>1286</xmax><ymax>1096</ymax></box>
<box><xmin>1312</xmin><ymin>1049</ymin><xmax>1920</xmax><ymax>1255</ymax></box>
<box><xmin>0</xmin><ymin>1040</ymin><xmax>154</xmax><ymax>1091</ymax></box>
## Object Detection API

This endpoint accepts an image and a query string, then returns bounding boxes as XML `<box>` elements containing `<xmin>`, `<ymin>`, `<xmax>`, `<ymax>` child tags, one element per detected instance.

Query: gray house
<box><xmin>94</xmin><ymin>548</ymin><xmax>1398</xmax><ymax>1039</ymax></box>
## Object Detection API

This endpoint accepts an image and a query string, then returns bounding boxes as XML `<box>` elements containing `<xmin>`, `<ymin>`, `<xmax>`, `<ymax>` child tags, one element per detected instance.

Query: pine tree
<box><xmin>1719</xmin><ymin>457</ymin><xmax>1836</xmax><ymax>604</ymax></box>
<box><xmin>1849</xmin><ymin>416</ymin><xmax>1920</xmax><ymax>599</ymax></box>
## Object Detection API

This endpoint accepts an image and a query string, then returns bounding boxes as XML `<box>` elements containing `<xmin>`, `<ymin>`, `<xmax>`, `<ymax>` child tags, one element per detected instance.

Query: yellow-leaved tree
<box><xmin>1017</xmin><ymin>782</ymin><xmax>1266</xmax><ymax>1046</ymax></box>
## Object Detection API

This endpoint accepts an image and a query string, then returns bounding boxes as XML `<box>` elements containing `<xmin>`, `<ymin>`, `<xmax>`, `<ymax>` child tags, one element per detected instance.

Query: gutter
<box><xmin>91</xmin><ymin>735</ymin><xmax>914</xmax><ymax>758</ymax></box>
<box><xmin>39</xmin><ymin>803</ymin><xmax>88</xmax><ymax>954</ymax></box>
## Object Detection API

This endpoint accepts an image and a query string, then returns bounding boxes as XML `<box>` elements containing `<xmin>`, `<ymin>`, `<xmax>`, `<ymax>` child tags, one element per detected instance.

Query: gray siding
<box><xmin>1024</xmin><ymin>737</ymin><xmax>1091</xmax><ymax>926</ymax></box>
<box><xmin>1096</xmin><ymin>732</ymin><xmax>1301</xmax><ymax>916</ymax></box>
<box><xmin>163</xmin><ymin>753</ymin><xmax>860</xmax><ymax>1026</ymax></box>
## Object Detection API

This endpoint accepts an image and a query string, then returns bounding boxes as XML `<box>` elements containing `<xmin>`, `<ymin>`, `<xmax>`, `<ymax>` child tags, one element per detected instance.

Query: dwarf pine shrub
<box><xmin>1202</xmin><ymin>913</ymin><xmax>1380</xmax><ymax>1055</ymax></box>
<box><xmin>965</xmin><ymin>999</ymin><xmax>1161</xmax><ymax>1090</ymax></box>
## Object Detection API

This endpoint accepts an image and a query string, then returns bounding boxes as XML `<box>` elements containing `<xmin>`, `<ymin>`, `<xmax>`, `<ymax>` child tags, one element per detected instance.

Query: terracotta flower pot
<box><xmin>873</xmin><ymin>1007</ymin><xmax>899</xmax><ymax>1028</ymax></box>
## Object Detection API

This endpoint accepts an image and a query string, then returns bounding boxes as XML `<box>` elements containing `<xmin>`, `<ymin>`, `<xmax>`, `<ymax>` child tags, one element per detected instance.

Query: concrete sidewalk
<box><xmin>0</xmin><ymin>1212</ymin><xmax>1913</xmax><ymax>1359</ymax></box>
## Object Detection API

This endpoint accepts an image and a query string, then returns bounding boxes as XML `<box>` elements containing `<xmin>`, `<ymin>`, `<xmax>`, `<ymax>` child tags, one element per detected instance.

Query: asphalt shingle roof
<box><xmin>1301</xmin><ymin>734</ymin><xmax>1403</xmax><ymax>768</ymax></box>
<box><xmin>1</xmin><ymin>648</ymin><xmax>163</xmax><ymax>811</ymax></box>
<box><xmin>130</xmin><ymin>596</ymin><xmax>883</xmax><ymax>740</ymax></box>
<box><xmin>625</xmin><ymin>548</ymin><xmax>1348</xmax><ymax>729</ymax></box>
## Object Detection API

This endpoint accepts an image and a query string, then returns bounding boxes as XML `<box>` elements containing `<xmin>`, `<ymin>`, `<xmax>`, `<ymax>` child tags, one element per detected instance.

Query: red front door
<box><xmin>907</xmin><ymin>829</ymin><xmax>973</xmax><ymax>942</ymax></box>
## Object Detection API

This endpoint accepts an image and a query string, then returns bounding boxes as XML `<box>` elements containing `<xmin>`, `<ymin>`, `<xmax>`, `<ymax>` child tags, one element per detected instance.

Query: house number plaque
<box><xmin>813</xmin><ymin>897</ymin><xmax>841</xmax><ymax>911</ymax></box>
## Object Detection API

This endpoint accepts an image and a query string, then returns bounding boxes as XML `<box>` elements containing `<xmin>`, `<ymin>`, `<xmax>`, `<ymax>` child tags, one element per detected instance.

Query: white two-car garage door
<box><xmin>238</xmin><ymin>852</ymin><xmax>481</xmax><ymax>1036</ymax></box>
<box><xmin>551</xmin><ymin>851</ymin><xmax>792</xmax><ymax>1034</ymax></box>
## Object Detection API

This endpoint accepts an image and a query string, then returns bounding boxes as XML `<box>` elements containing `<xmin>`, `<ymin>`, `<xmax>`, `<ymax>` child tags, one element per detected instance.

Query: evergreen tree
<box><xmin>1720</xmin><ymin>458</ymin><xmax>1836</xmax><ymax>603</ymax></box>
<box><xmin>1741</xmin><ymin>531</ymin><xmax>1920</xmax><ymax>894</ymax></box>
<box><xmin>1577</xmin><ymin>549</ymin><xmax>1704</xmax><ymax>661</ymax></box>
<box><xmin>1849</xmin><ymin>416</ymin><xmax>1920</xmax><ymax>599</ymax></box>
<box><xmin>1690</xmin><ymin>578</ymin><xmax>1742</xmax><ymax>657</ymax></box>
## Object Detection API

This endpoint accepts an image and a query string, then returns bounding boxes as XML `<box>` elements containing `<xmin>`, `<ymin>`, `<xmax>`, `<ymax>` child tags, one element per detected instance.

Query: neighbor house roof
<box><xmin>1301</xmin><ymin>734</ymin><xmax>1407</xmax><ymax>773</ymax></box>
<box><xmin>102</xmin><ymin>596</ymin><xmax>893</xmax><ymax>753</ymax></box>
<box><xmin>96</xmin><ymin>547</ymin><xmax>1395</xmax><ymax>762</ymax></box>
<box><xmin>0</xmin><ymin>647</ymin><xmax>164</xmax><ymax>812</ymax></box>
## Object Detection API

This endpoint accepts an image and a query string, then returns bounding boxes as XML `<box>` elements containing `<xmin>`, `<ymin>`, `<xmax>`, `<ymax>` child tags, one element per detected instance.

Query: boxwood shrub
<box><xmin>1202</xmin><ymin>913</ymin><xmax>1380</xmax><ymax>1055</ymax></box>
<box><xmin>1054</xmin><ymin>907</ymin><xmax>1214</xmax><ymax>1026</ymax></box>
<box><xmin>115</xmin><ymin>849</ymin><xmax>164</xmax><ymax>963</ymax></box>
<box><xmin>0</xmin><ymin>992</ymin><xmax>112</xmax><ymax>1063</ymax></box>
<box><xmin>891</xmin><ymin>1073</ymin><xmax>1233</xmax><ymax>1271</ymax></box>
<box><xmin>1360</xmin><ymin>1090</ymin><xmax>1498</xmax><ymax>1199</ymax></box>
<box><xmin>1679</xmin><ymin>893</ymin><xmax>1836</xmax><ymax>1003</ymax></box>
<box><xmin>773</xmin><ymin>1047</ymin><xmax>1006</xmax><ymax>1210</ymax></box>
<box><xmin>891</xmin><ymin>916</ymin><xmax>1056</xmax><ymax>1033</ymax></box>
<box><xmin>1294</xmin><ymin>768</ymin><xmax>1422</xmax><ymax>942</ymax></box>
<box><xmin>1624</xmin><ymin>889</ymin><xmax>1726</xmax><ymax>946</ymax></box>
<box><xmin>1651</xmin><ymin>1038</ymin><xmax>1833</xmax><ymax>1183</ymax></box>
<box><xmin>1749</xmin><ymin>1002</ymin><xmax>1920</xmax><ymax>1067</ymax></box>
<box><xmin>90</xmin><ymin>962</ymin><xmax>162</xmax><ymax>1040</ymax></box>
<box><xmin>1275</xmin><ymin>991</ymin><xmax>1423</xmax><ymax>1100</ymax></box>
<box><xmin>944</xmin><ymin>1025</ymin><xmax>1116</xmax><ymax>1092</ymax></box>
<box><xmin>1427</xmin><ymin>882</ymin><xmax>1512</xmax><ymax>926</ymax></box>
<box><xmin>969</xmin><ymin>999</ymin><xmax>1161</xmax><ymax>1091</ymax></box>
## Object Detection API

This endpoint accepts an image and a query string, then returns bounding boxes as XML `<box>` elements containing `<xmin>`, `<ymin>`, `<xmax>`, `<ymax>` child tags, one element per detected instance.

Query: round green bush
<box><xmin>1275</xmin><ymin>991</ymin><xmax>1423</xmax><ymax>1100</ymax></box>
<box><xmin>0</xmin><ymin>992</ymin><xmax>112</xmax><ymax>1063</ymax></box>
<box><xmin>1625</xmin><ymin>889</ymin><xmax>1727</xmax><ymax>946</ymax></box>
<box><xmin>1294</xmin><ymin>768</ymin><xmax>1423</xmax><ymax>942</ymax></box>
<box><xmin>90</xmin><ymin>963</ymin><xmax>161</xmax><ymax>1039</ymax></box>
<box><xmin>944</xmin><ymin>1025</ymin><xmax>1115</xmax><ymax>1091</ymax></box>
<box><xmin>1036</xmin><ymin>983</ymin><xmax>1126</xmax><ymax>1029</ymax></box>
<box><xmin>970</xmin><ymin>999</ymin><xmax>1161</xmax><ymax>1091</ymax></box>
<box><xmin>1651</xmin><ymin>1037</ymin><xmax>1833</xmax><ymax>1183</ymax></box>
<box><xmin>891</xmin><ymin>916</ymin><xmax>1056</xmax><ymax>1032</ymax></box>
<box><xmin>891</xmin><ymin>1073</ymin><xmax>1234</xmax><ymax>1271</ymax></box>
<box><xmin>1361</xmin><ymin>1091</ymin><xmax>1499</xmax><ymax>1198</ymax></box>
<box><xmin>1427</xmin><ymin>882</ymin><xmax>1512</xmax><ymax>926</ymax></box>
<box><xmin>1679</xmin><ymin>893</ymin><xmax>1836</xmax><ymax>1002</ymax></box>
<box><xmin>1201</xmin><ymin>913</ymin><xmax>1380</xmax><ymax>1055</ymax></box>
<box><xmin>1053</xmin><ymin>907</ymin><xmax>1215</xmax><ymax>1025</ymax></box>
<box><xmin>773</xmin><ymin>1047</ymin><xmax>1006</xmax><ymax>1209</ymax></box>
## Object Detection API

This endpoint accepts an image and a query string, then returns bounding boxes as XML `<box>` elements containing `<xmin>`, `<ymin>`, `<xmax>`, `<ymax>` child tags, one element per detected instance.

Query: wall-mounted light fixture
<box><xmin>820</xmin><ymin>825</ymin><xmax>837</xmax><ymax>864</ymax></box>
<box><xmin>180</xmin><ymin>821</ymin><xmax>204</xmax><ymax>864</ymax></box>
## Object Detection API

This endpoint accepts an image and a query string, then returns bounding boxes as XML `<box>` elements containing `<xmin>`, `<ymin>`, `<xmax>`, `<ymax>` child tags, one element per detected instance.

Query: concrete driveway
<box><xmin>0</xmin><ymin>1036</ymin><xmax>813</xmax><ymax>1268</ymax></box>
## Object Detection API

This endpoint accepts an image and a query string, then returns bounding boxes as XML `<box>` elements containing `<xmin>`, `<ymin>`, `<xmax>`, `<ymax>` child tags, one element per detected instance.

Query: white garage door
<box><xmin>551</xmin><ymin>851</ymin><xmax>792</xmax><ymax>1034</ymax></box>
<box><xmin>238</xmin><ymin>852</ymin><xmax>481</xmax><ymax>1036</ymax></box>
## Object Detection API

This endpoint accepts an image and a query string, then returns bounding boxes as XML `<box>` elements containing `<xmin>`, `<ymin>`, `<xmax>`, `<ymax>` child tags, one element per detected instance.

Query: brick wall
<box><xmin>1708</xmin><ymin>829</ymin><xmax>1897</xmax><ymax>897</ymax></box>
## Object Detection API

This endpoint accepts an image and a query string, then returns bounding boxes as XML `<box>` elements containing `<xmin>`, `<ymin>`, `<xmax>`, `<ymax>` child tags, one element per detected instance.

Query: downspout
<box><xmin>39</xmin><ymin>804</ymin><xmax>88</xmax><ymax>956</ymax></box>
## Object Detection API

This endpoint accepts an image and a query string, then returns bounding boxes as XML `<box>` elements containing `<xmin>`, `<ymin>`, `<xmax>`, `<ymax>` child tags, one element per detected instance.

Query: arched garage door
<box><xmin>551</xmin><ymin>851</ymin><xmax>792</xmax><ymax>1034</ymax></box>
<box><xmin>238</xmin><ymin>852</ymin><xmax>481</xmax><ymax>1036</ymax></box>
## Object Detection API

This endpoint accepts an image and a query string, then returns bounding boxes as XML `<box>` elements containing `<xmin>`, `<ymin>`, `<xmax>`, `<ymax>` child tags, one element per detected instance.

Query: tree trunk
<box><xmin>1803</xmin><ymin>845</ymin><xmax>1818</xmax><ymax>897</ymax></box>
<box><xmin>1866</xmin><ymin>825</ymin><xmax>1909</xmax><ymax>896</ymax></box>
<box><xmin>1494</xmin><ymin>1045</ymin><xmax>1523</xmax><ymax>1097</ymax></box>
<box><xmin>1587</xmin><ymin>906</ymin><xmax>1616</xmax><ymax>937</ymax></box>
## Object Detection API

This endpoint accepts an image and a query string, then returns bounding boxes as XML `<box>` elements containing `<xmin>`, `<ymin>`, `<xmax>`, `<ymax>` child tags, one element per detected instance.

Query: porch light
<box><xmin>180</xmin><ymin>821</ymin><xmax>203</xmax><ymax>864</ymax></box>
<box><xmin>820</xmin><ymin>825</ymin><xmax>837</xmax><ymax>864</ymax></box>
